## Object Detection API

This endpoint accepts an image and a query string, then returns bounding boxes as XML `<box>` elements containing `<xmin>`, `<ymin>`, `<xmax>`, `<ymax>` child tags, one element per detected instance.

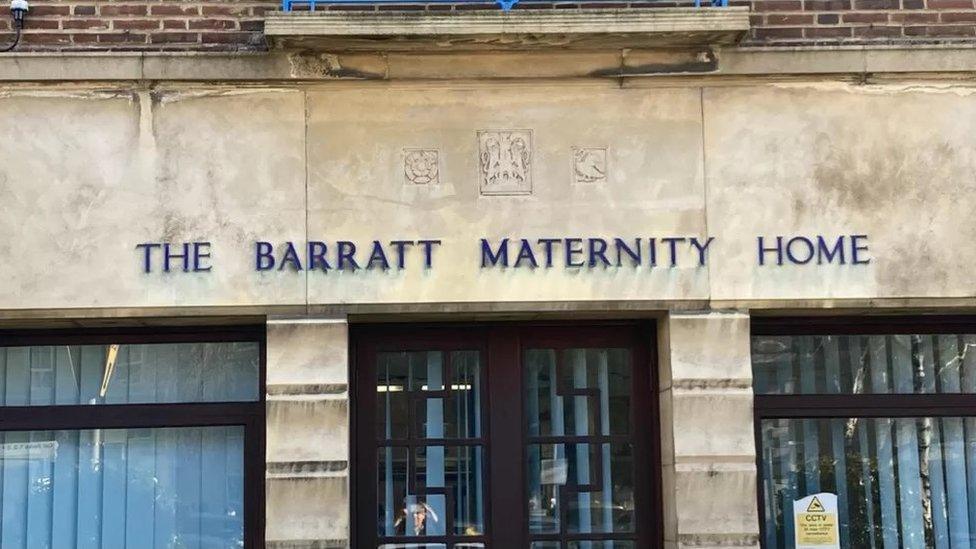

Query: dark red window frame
<box><xmin>0</xmin><ymin>325</ymin><xmax>267</xmax><ymax>549</ymax></box>
<box><xmin>352</xmin><ymin>322</ymin><xmax>662</xmax><ymax>548</ymax></box>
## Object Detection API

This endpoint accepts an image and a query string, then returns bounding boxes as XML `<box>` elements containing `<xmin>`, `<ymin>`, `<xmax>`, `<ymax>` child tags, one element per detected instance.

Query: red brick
<box><xmin>162</xmin><ymin>19</ymin><xmax>188</xmax><ymax>29</ymax></box>
<box><xmin>100</xmin><ymin>5</ymin><xmax>148</xmax><ymax>16</ymax></box>
<box><xmin>852</xmin><ymin>0</ymin><xmax>899</xmax><ymax>8</ymax></box>
<box><xmin>29</xmin><ymin>5</ymin><xmax>71</xmax><ymax>16</ymax></box>
<box><xmin>804</xmin><ymin>0</ymin><xmax>851</xmax><ymax>9</ymax></box>
<box><xmin>239</xmin><ymin>19</ymin><xmax>265</xmax><ymax>31</ymax></box>
<box><xmin>805</xmin><ymin>25</ymin><xmax>855</xmax><ymax>36</ymax></box>
<box><xmin>940</xmin><ymin>10</ymin><xmax>976</xmax><ymax>20</ymax></box>
<box><xmin>928</xmin><ymin>0</ymin><xmax>974</xmax><ymax>8</ymax></box>
<box><xmin>853</xmin><ymin>24</ymin><xmax>903</xmax><ymax>35</ymax></box>
<box><xmin>150</xmin><ymin>5</ymin><xmax>200</xmax><ymax>16</ymax></box>
<box><xmin>113</xmin><ymin>19</ymin><xmax>160</xmax><ymax>30</ymax></box>
<box><xmin>62</xmin><ymin>19</ymin><xmax>109</xmax><ymax>30</ymax></box>
<box><xmin>96</xmin><ymin>32</ymin><xmax>148</xmax><ymax>43</ymax></box>
<box><xmin>755</xmin><ymin>0</ymin><xmax>804</xmax><ymax>9</ymax></box>
<box><xmin>766</xmin><ymin>13</ymin><xmax>816</xmax><ymax>23</ymax></box>
<box><xmin>843</xmin><ymin>12</ymin><xmax>890</xmax><ymax>21</ymax></box>
<box><xmin>890</xmin><ymin>11</ymin><xmax>939</xmax><ymax>21</ymax></box>
<box><xmin>817</xmin><ymin>12</ymin><xmax>840</xmax><ymax>22</ymax></box>
<box><xmin>20</xmin><ymin>32</ymin><xmax>71</xmax><ymax>45</ymax></box>
<box><xmin>198</xmin><ymin>32</ymin><xmax>255</xmax><ymax>43</ymax></box>
<box><xmin>188</xmin><ymin>19</ymin><xmax>238</xmax><ymax>30</ymax></box>
<box><xmin>24</xmin><ymin>19</ymin><xmax>60</xmax><ymax>30</ymax></box>
<box><xmin>929</xmin><ymin>23</ymin><xmax>976</xmax><ymax>32</ymax></box>
<box><xmin>202</xmin><ymin>6</ymin><xmax>250</xmax><ymax>16</ymax></box>
<box><xmin>754</xmin><ymin>26</ymin><xmax>806</xmax><ymax>37</ymax></box>
<box><xmin>150</xmin><ymin>32</ymin><xmax>200</xmax><ymax>44</ymax></box>
<box><xmin>73</xmin><ymin>5</ymin><xmax>97</xmax><ymax>16</ymax></box>
<box><xmin>70</xmin><ymin>33</ymin><xmax>98</xmax><ymax>43</ymax></box>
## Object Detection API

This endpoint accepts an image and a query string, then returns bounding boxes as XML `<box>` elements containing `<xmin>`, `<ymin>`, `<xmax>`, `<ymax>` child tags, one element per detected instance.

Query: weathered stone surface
<box><xmin>674</xmin><ymin>464</ymin><xmax>760</xmax><ymax>538</ymax></box>
<box><xmin>267</xmin><ymin>399</ymin><xmax>349</xmax><ymax>463</ymax></box>
<box><xmin>267</xmin><ymin>318</ymin><xmax>349</xmax><ymax>385</ymax></box>
<box><xmin>669</xmin><ymin>312</ymin><xmax>751</xmax><ymax>383</ymax></box>
<box><xmin>266</xmin><ymin>476</ymin><xmax>349</xmax><ymax>543</ymax></box>
<box><xmin>704</xmin><ymin>83</ymin><xmax>976</xmax><ymax>302</ymax></box>
<box><xmin>304</xmin><ymin>85</ymin><xmax>707</xmax><ymax>305</ymax></box>
<box><xmin>0</xmin><ymin>88</ymin><xmax>307</xmax><ymax>310</ymax></box>
<box><xmin>672</xmin><ymin>389</ymin><xmax>755</xmax><ymax>459</ymax></box>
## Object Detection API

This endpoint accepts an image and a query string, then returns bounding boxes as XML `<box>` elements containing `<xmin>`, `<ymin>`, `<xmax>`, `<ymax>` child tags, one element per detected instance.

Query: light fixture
<box><xmin>1</xmin><ymin>0</ymin><xmax>28</xmax><ymax>53</ymax></box>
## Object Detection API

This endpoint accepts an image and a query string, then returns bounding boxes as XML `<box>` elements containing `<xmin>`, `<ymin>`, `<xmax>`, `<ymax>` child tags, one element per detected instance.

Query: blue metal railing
<box><xmin>282</xmin><ymin>0</ymin><xmax>727</xmax><ymax>14</ymax></box>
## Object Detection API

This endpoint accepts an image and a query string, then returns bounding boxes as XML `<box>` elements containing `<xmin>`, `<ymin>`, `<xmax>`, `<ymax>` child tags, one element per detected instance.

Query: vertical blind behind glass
<box><xmin>0</xmin><ymin>342</ymin><xmax>260</xmax><ymax>406</ymax></box>
<box><xmin>0</xmin><ymin>426</ymin><xmax>244</xmax><ymax>549</ymax></box>
<box><xmin>753</xmin><ymin>334</ymin><xmax>976</xmax><ymax>395</ymax></box>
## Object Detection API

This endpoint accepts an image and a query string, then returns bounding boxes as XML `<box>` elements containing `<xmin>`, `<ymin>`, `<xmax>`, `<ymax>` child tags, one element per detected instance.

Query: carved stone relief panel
<box><xmin>572</xmin><ymin>147</ymin><xmax>608</xmax><ymax>184</ymax></box>
<box><xmin>478</xmin><ymin>129</ymin><xmax>532</xmax><ymax>196</ymax></box>
<box><xmin>403</xmin><ymin>148</ymin><xmax>440</xmax><ymax>185</ymax></box>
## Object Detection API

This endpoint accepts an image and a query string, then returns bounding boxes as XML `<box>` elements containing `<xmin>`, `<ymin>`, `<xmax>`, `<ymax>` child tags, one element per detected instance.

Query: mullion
<box><xmin>0</xmin><ymin>402</ymin><xmax>262</xmax><ymax>431</ymax></box>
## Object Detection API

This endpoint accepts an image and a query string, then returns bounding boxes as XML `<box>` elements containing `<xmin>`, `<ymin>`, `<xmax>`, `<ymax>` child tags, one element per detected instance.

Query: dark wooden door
<box><xmin>353</xmin><ymin>323</ymin><xmax>659</xmax><ymax>549</ymax></box>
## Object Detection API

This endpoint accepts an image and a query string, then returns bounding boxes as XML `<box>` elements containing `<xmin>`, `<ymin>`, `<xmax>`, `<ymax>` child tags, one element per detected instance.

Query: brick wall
<box><xmin>1</xmin><ymin>0</ymin><xmax>975</xmax><ymax>51</ymax></box>
<box><xmin>745</xmin><ymin>0</ymin><xmax>976</xmax><ymax>45</ymax></box>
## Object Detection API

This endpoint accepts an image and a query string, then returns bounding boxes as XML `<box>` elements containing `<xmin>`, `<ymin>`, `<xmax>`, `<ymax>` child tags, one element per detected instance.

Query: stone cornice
<box><xmin>264</xmin><ymin>8</ymin><xmax>750</xmax><ymax>51</ymax></box>
<box><xmin>0</xmin><ymin>45</ymin><xmax>974</xmax><ymax>82</ymax></box>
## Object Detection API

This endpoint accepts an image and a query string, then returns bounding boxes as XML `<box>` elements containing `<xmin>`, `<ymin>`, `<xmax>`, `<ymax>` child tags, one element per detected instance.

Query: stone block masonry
<box><xmin>0</xmin><ymin>0</ymin><xmax>975</xmax><ymax>51</ymax></box>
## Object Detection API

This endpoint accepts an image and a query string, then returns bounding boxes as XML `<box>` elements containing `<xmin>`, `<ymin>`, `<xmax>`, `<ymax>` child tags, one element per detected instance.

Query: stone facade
<box><xmin>0</xmin><ymin>6</ymin><xmax>973</xmax><ymax>547</ymax></box>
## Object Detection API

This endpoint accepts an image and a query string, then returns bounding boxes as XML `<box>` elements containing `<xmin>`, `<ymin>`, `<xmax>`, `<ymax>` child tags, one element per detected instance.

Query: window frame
<box><xmin>351</xmin><ymin>322</ymin><xmax>661</xmax><ymax>549</ymax></box>
<box><xmin>0</xmin><ymin>325</ymin><xmax>267</xmax><ymax>549</ymax></box>
<box><xmin>751</xmin><ymin>315</ymin><xmax>976</xmax><ymax>548</ymax></box>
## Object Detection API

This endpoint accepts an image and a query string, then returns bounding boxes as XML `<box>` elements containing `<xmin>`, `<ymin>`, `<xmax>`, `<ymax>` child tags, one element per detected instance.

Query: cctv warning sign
<box><xmin>793</xmin><ymin>493</ymin><xmax>839</xmax><ymax>549</ymax></box>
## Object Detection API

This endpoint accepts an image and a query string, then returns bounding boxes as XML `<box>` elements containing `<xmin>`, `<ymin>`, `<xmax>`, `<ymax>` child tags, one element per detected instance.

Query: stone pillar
<box><xmin>265</xmin><ymin>316</ymin><xmax>350</xmax><ymax>549</ymax></box>
<box><xmin>659</xmin><ymin>311</ymin><xmax>759</xmax><ymax>549</ymax></box>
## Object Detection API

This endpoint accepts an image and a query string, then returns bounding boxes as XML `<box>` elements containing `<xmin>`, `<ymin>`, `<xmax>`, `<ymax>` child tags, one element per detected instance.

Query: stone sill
<box><xmin>264</xmin><ymin>7</ymin><xmax>750</xmax><ymax>51</ymax></box>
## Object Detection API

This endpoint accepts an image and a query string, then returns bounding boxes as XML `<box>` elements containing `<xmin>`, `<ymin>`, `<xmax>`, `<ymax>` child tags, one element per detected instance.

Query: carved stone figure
<box><xmin>478</xmin><ymin>130</ymin><xmax>532</xmax><ymax>195</ymax></box>
<box><xmin>403</xmin><ymin>149</ymin><xmax>439</xmax><ymax>185</ymax></box>
<box><xmin>573</xmin><ymin>147</ymin><xmax>608</xmax><ymax>184</ymax></box>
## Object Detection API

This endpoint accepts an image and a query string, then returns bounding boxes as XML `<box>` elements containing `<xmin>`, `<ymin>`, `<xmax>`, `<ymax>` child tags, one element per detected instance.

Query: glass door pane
<box><xmin>524</xmin><ymin>348</ymin><xmax>638</xmax><ymax>547</ymax></box>
<box><xmin>375</xmin><ymin>350</ymin><xmax>487</xmax><ymax>548</ymax></box>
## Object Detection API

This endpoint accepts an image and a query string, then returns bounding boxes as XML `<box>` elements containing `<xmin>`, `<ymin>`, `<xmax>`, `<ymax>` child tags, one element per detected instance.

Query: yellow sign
<box><xmin>806</xmin><ymin>496</ymin><xmax>826</xmax><ymax>513</ymax></box>
<box><xmin>794</xmin><ymin>493</ymin><xmax>839</xmax><ymax>549</ymax></box>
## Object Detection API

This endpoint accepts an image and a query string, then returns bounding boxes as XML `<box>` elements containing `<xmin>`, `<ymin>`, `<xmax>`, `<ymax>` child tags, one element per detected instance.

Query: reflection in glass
<box><xmin>0</xmin><ymin>426</ymin><xmax>244</xmax><ymax>548</ymax></box>
<box><xmin>377</xmin><ymin>446</ymin><xmax>486</xmax><ymax>538</ymax></box>
<box><xmin>525</xmin><ymin>349</ymin><xmax>630</xmax><ymax>438</ymax></box>
<box><xmin>376</xmin><ymin>350</ymin><xmax>486</xmax><ymax>544</ymax></box>
<box><xmin>527</xmin><ymin>443</ymin><xmax>634</xmax><ymax>535</ymax></box>
<box><xmin>525</xmin><ymin>347</ymin><xmax>635</xmax><ymax>547</ymax></box>
<box><xmin>377</xmin><ymin>351</ymin><xmax>482</xmax><ymax>440</ymax></box>
<box><xmin>761</xmin><ymin>416</ymin><xmax>976</xmax><ymax>548</ymax></box>
<box><xmin>0</xmin><ymin>342</ymin><xmax>260</xmax><ymax>406</ymax></box>
<box><xmin>752</xmin><ymin>333</ymin><xmax>976</xmax><ymax>395</ymax></box>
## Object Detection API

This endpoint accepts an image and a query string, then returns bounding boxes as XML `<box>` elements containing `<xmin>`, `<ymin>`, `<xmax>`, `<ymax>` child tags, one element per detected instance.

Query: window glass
<box><xmin>0</xmin><ymin>342</ymin><xmax>260</xmax><ymax>405</ymax></box>
<box><xmin>0</xmin><ymin>426</ymin><xmax>244</xmax><ymax>548</ymax></box>
<box><xmin>753</xmin><ymin>334</ymin><xmax>976</xmax><ymax>395</ymax></box>
<box><xmin>375</xmin><ymin>350</ymin><xmax>486</xmax><ymax>541</ymax></box>
<box><xmin>525</xmin><ymin>348</ymin><xmax>635</xmax><ymax>545</ymax></box>
<box><xmin>760</xmin><ymin>416</ymin><xmax>976</xmax><ymax>548</ymax></box>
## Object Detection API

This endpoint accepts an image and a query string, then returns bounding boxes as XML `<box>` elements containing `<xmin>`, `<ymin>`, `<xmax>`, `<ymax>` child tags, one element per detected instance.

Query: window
<box><xmin>354</xmin><ymin>324</ymin><xmax>659</xmax><ymax>549</ymax></box>
<box><xmin>0</xmin><ymin>328</ymin><xmax>264</xmax><ymax>549</ymax></box>
<box><xmin>753</xmin><ymin>318</ymin><xmax>976</xmax><ymax>549</ymax></box>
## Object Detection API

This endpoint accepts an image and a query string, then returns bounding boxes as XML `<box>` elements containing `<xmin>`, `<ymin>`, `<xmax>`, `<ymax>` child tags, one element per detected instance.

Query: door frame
<box><xmin>350</xmin><ymin>321</ymin><xmax>662</xmax><ymax>549</ymax></box>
